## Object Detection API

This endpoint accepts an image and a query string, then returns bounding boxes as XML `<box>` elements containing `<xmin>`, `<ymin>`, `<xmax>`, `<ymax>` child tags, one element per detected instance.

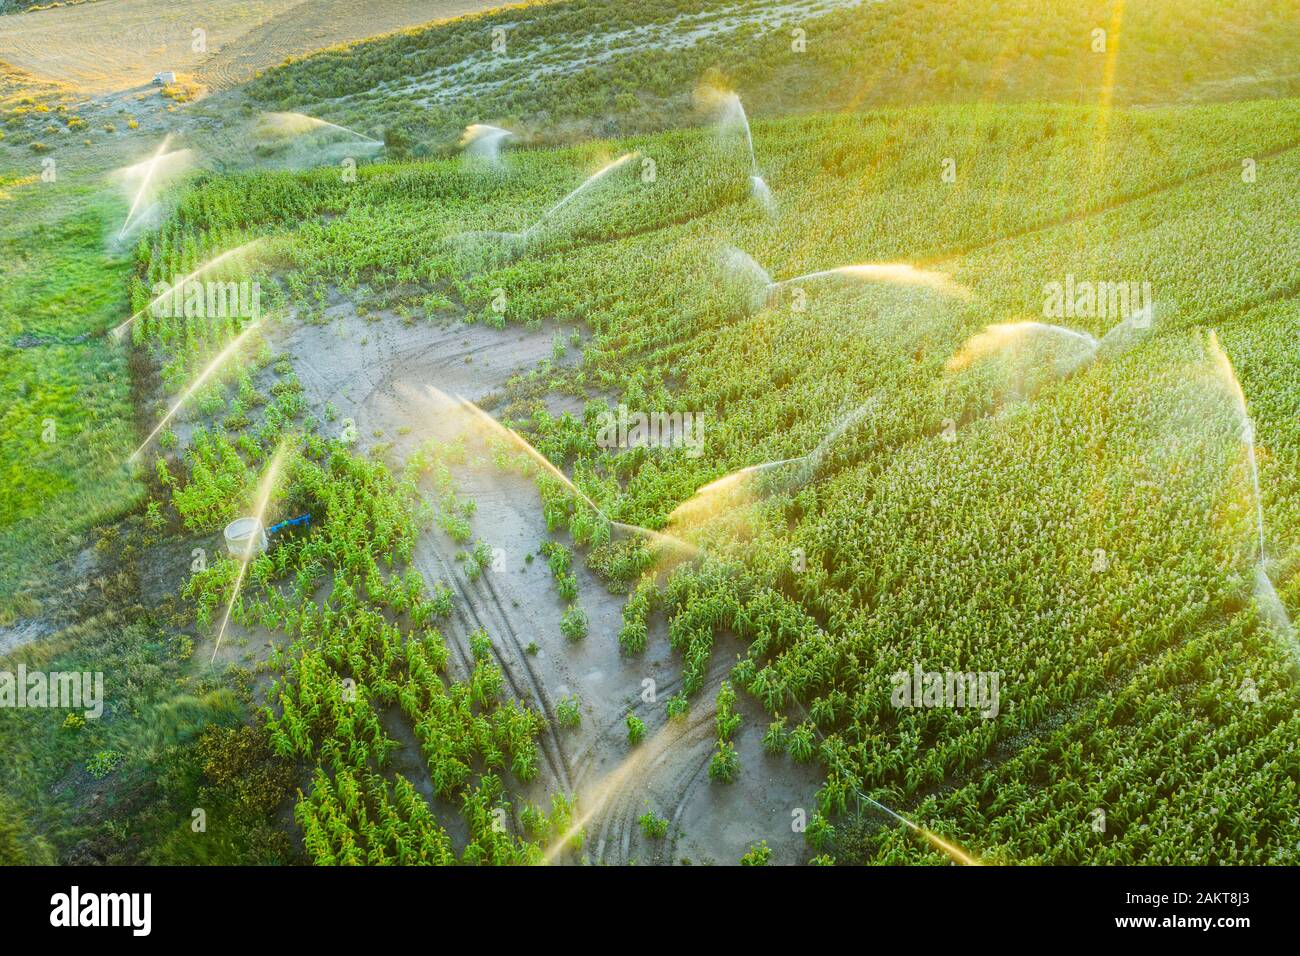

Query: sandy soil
<box><xmin>0</xmin><ymin>616</ymin><xmax>52</xmax><ymax>656</ymax></box>
<box><xmin>0</xmin><ymin>0</ymin><xmax>501</xmax><ymax>94</ymax></box>
<box><xmin>275</xmin><ymin>300</ymin><xmax>565</xmax><ymax>447</ymax></box>
<box><xmin>199</xmin><ymin>0</ymin><xmax>501</xmax><ymax>92</ymax></box>
<box><xmin>270</xmin><ymin>301</ymin><xmax>822</xmax><ymax>863</ymax></box>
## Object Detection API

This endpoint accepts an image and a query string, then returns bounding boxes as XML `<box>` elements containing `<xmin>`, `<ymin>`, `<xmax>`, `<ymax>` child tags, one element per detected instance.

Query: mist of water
<box><xmin>260</xmin><ymin>112</ymin><xmax>381</xmax><ymax>144</ymax></box>
<box><xmin>710</xmin><ymin>90</ymin><xmax>775</xmax><ymax>214</ymax></box>
<box><xmin>460</xmin><ymin>124</ymin><xmax>512</xmax><ymax>167</ymax></box>
<box><xmin>1253</xmin><ymin>563</ymin><xmax>1296</xmax><ymax>652</ymax></box>
<box><xmin>804</xmin><ymin>398</ymin><xmax>881</xmax><ymax>473</ymax></box>
<box><xmin>717</xmin><ymin>244</ymin><xmax>774</xmax><ymax>311</ymax></box>
<box><xmin>113</xmin><ymin>136</ymin><xmax>195</xmax><ymax>240</ymax></box>
<box><xmin>1096</xmin><ymin>303</ymin><xmax>1156</xmax><ymax>356</ymax></box>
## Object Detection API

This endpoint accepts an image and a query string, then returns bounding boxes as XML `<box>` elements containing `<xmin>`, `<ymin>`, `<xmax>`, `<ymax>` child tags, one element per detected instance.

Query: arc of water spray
<box><xmin>944</xmin><ymin>321</ymin><xmax>1099</xmax><ymax>375</ymax></box>
<box><xmin>456</xmin><ymin>153</ymin><xmax>639</xmax><ymax>247</ymax></box>
<box><xmin>460</xmin><ymin>124</ymin><xmax>513</xmax><ymax>162</ymax></box>
<box><xmin>782</xmin><ymin>691</ymin><xmax>981</xmax><ymax>865</ymax></box>
<box><xmin>770</xmin><ymin>263</ymin><xmax>972</xmax><ymax>301</ymax></box>
<box><xmin>716</xmin><ymin>92</ymin><xmax>773</xmax><ymax>212</ymax></box>
<box><xmin>519</xmin><ymin>152</ymin><xmax>639</xmax><ymax>240</ymax></box>
<box><xmin>422</xmin><ymin>385</ymin><xmax>696</xmax><ymax>557</ymax></box>
<box><xmin>722</xmin><ymin>245</ymin><xmax>970</xmax><ymax>308</ymax></box>
<box><xmin>660</xmin><ymin>428</ymin><xmax>982</xmax><ymax>864</ymax></box>
<box><xmin>537</xmin><ymin>670</ymin><xmax>980</xmax><ymax>866</ymax></box>
<box><xmin>111</xmin><ymin>240</ymin><xmax>264</xmax><ymax>341</ymax></box>
<box><xmin>118</xmin><ymin>134</ymin><xmax>172</xmax><ymax>240</ymax></box>
<box><xmin>539</xmin><ymin>714</ymin><xmax>677</xmax><ymax>864</ymax></box>
<box><xmin>689</xmin><ymin>457</ymin><xmax>805</xmax><ymax>499</ymax></box>
<box><xmin>128</xmin><ymin>319</ymin><xmax>263</xmax><ymax>463</ymax></box>
<box><xmin>262</xmin><ymin>112</ymin><xmax>381</xmax><ymax>145</ymax></box>
<box><xmin>666</xmin><ymin>398</ymin><xmax>884</xmax><ymax>536</ymax></box>
<box><xmin>857</xmin><ymin>791</ymin><xmax>981</xmax><ymax>865</ymax></box>
<box><xmin>1205</xmin><ymin>331</ymin><xmax>1296</xmax><ymax>653</ymax></box>
<box><xmin>211</xmin><ymin>443</ymin><xmax>290</xmax><ymax>665</ymax></box>
<box><xmin>663</xmin><ymin>457</ymin><xmax>802</xmax><ymax>536</ymax></box>
<box><xmin>1208</xmin><ymin>329</ymin><xmax>1267</xmax><ymax>562</ymax></box>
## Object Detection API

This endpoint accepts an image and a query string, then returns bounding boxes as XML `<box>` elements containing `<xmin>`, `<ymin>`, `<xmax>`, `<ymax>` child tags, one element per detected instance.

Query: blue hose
<box><xmin>267</xmin><ymin>514</ymin><xmax>311</xmax><ymax>535</ymax></box>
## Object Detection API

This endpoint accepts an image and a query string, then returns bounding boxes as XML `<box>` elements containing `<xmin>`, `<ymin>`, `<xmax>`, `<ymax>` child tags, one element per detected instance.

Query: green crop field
<box><xmin>2</xmin><ymin>0</ymin><xmax>1299</xmax><ymax>876</ymax></box>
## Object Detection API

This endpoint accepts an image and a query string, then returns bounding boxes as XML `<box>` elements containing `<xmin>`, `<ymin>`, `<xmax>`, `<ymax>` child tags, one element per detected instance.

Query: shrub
<box><xmin>638</xmin><ymin>810</ymin><xmax>669</xmax><ymax>839</ymax></box>
<box><xmin>560</xmin><ymin>604</ymin><xmax>588</xmax><ymax>641</ymax></box>
<box><xmin>708</xmin><ymin>741</ymin><xmax>738</xmax><ymax>783</ymax></box>
<box><xmin>741</xmin><ymin>841</ymin><xmax>771</xmax><ymax>866</ymax></box>
<box><xmin>626</xmin><ymin>712</ymin><xmax>646</xmax><ymax>745</ymax></box>
<box><xmin>556</xmin><ymin>696</ymin><xmax>581</xmax><ymax>728</ymax></box>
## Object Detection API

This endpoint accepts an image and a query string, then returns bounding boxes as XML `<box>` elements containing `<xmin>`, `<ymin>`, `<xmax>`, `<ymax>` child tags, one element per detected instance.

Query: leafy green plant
<box><xmin>556</xmin><ymin>696</ymin><xmax>581</xmax><ymax>729</ymax></box>
<box><xmin>560</xmin><ymin>604</ymin><xmax>588</xmax><ymax>642</ymax></box>
<box><xmin>708</xmin><ymin>741</ymin><xmax>738</xmax><ymax>783</ymax></box>
<box><xmin>626</xmin><ymin>712</ymin><xmax>646</xmax><ymax>745</ymax></box>
<box><xmin>715</xmin><ymin>681</ymin><xmax>740</xmax><ymax>741</ymax></box>
<box><xmin>86</xmin><ymin>750</ymin><xmax>123</xmax><ymax>779</ymax></box>
<box><xmin>740</xmin><ymin>841</ymin><xmax>771</xmax><ymax>866</ymax></box>
<box><xmin>638</xmin><ymin>810</ymin><xmax>669</xmax><ymax>839</ymax></box>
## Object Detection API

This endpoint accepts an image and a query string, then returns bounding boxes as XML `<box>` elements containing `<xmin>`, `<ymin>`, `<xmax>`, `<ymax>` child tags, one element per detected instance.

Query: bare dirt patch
<box><xmin>0</xmin><ymin>0</ymin><xmax>501</xmax><ymax>94</ymax></box>
<box><xmin>271</xmin><ymin>303</ymin><xmax>822</xmax><ymax>863</ymax></box>
<box><xmin>275</xmin><ymin>302</ymin><xmax>567</xmax><ymax>446</ymax></box>
<box><xmin>199</xmin><ymin>0</ymin><xmax>503</xmax><ymax>92</ymax></box>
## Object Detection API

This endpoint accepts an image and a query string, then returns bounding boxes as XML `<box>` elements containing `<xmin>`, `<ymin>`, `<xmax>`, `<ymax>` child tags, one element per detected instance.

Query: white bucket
<box><xmin>223</xmin><ymin>517</ymin><xmax>268</xmax><ymax>559</ymax></box>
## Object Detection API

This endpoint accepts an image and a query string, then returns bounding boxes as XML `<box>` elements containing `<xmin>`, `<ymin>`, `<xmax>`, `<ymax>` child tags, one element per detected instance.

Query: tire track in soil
<box><xmin>567</xmin><ymin>663</ymin><xmax>693</xmax><ymax>781</ymax></box>
<box><xmin>663</xmin><ymin>743</ymin><xmax>717</xmax><ymax>864</ymax></box>
<box><xmin>597</xmin><ymin>713</ymin><xmax>716</xmax><ymax>864</ymax></box>
<box><xmin>275</xmin><ymin>304</ymin><xmax>777</xmax><ymax>862</ymax></box>
<box><xmin>414</xmin><ymin>537</ymin><xmax>574</xmax><ymax>797</ymax></box>
<box><xmin>479</xmin><ymin>570</ymin><xmax>576</xmax><ymax>790</ymax></box>
<box><xmin>585</xmin><ymin>651</ymin><xmax>734</xmax><ymax>864</ymax></box>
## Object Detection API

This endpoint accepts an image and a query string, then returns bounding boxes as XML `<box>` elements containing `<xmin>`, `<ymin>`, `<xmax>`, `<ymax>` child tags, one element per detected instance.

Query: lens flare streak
<box><xmin>117</xmin><ymin>134</ymin><xmax>172</xmax><ymax>240</ymax></box>
<box><xmin>128</xmin><ymin>319</ymin><xmax>263</xmax><ymax>462</ymax></box>
<box><xmin>210</xmin><ymin>443</ymin><xmax>290</xmax><ymax>665</ymax></box>
<box><xmin>423</xmin><ymin>385</ymin><xmax>697</xmax><ymax>558</ymax></box>
<box><xmin>111</xmin><ymin>240</ymin><xmax>264</xmax><ymax>340</ymax></box>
